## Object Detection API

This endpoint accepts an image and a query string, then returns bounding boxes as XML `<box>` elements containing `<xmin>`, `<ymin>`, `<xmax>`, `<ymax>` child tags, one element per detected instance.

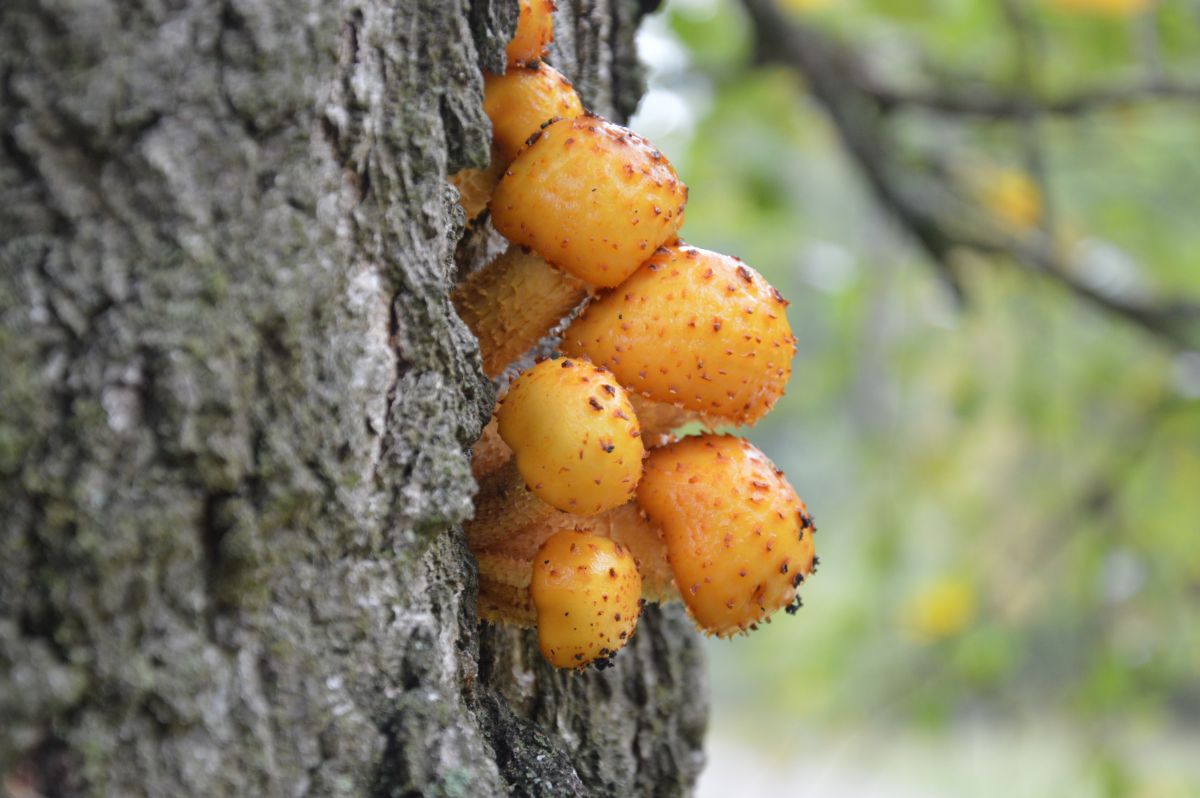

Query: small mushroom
<box><xmin>455</xmin><ymin>116</ymin><xmax>687</xmax><ymax>377</ymax></box>
<box><xmin>491</xmin><ymin>116</ymin><xmax>687</xmax><ymax>289</ymax></box>
<box><xmin>466</xmin><ymin>357</ymin><xmax>645</xmax><ymax>550</ymax></box>
<box><xmin>561</xmin><ymin>243</ymin><xmax>796</xmax><ymax>437</ymax></box>
<box><xmin>530</xmin><ymin>530</ymin><xmax>643</xmax><ymax>669</ymax></box>
<box><xmin>505</xmin><ymin>0</ymin><xmax>556</xmax><ymax>67</ymax></box>
<box><xmin>636</xmin><ymin>434</ymin><xmax>816</xmax><ymax>637</ymax></box>
<box><xmin>450</xmin><ymin>61</ymin><xmax>584</xmax><ymax>223</ymax></box>
<box><xmin>477</xmin><ymin>501</ymin><xmax>677</xmax><ymax>604</ymax></box>
<box><xmin>485</xmin><ymin>61</ymin><xmax>583</xmax><ymax>165</ymax></box>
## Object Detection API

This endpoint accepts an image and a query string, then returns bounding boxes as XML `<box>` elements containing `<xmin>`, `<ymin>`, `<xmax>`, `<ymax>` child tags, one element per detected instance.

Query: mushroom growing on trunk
<box><xmin>561</xmin><ymin>243</ymin><xmax>796</xmax><ymax>439</ymax></box>
<box><xmin>454</xmin><ymin>116</ymin><xmax>688</xmax><ymax>377</ymax></box>
<box><xmin>451</xmin><ymin>60</ymin><xmax>585</xmax><ymax>220</ymax></box>
<box><xmin>466</xmin><ymin>356</ymin><xmax>645</xmax><ymax>550</ymax></box>
<box><xmin>637</xmin><ymin>434</ymin><xmax>816</xmax><ymax>636</ymax></box>
<box><xmin>476</xmin><ymin>434</ymin><xmax>817</xmax><ymax>633</ymax></box>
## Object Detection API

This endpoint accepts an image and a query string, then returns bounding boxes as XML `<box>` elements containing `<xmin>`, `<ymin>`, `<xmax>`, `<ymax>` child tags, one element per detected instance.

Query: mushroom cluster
<box><xmin>452</xmin><ymin>1</ymin><xmax>819</xmax><ymax>670</ymax></box>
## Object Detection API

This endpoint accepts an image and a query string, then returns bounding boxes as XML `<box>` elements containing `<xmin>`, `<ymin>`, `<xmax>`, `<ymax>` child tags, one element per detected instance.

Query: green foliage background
<box><xmin>631</xmin><ymin>1</ymin><xmax>1200</xmax><ymax>794</ymax></box>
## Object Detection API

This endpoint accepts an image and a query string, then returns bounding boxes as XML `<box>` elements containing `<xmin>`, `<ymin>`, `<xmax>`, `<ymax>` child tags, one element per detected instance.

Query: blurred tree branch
<box><xmin>864</xmin><ymin>77</ymin><xmax>1200</xmax><ymax>120</ymax></box>
<box><xmin>739</xmin><ymin>0</ymin><xmax>1200</xmax><ymax>349</ymax></box>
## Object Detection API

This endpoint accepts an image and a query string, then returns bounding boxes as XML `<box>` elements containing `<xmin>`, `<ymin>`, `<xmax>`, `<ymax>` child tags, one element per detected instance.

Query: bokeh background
<box><xmin>627</xmin><ymin>0</ymin><xmax>1200</xmax><ymax>795</ymax></box>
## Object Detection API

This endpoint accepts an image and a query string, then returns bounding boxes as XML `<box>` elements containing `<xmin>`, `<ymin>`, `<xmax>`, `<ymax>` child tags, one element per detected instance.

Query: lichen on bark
<box><xmin>0</xmin><ymin>1</ymin><xmax>706</xmax><ymax>796</ymax></box>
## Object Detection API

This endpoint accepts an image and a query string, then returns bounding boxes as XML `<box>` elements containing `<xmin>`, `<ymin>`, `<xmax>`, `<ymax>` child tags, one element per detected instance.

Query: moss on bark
<box><xmin>0</xmin><ymin>1</ymin><xmax>705</xmax><ymax>795</ymax></box>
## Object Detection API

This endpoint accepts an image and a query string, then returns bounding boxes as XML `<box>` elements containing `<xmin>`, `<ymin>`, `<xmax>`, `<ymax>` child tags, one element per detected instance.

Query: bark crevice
<box><xmin>1</xmin><ymin>1</ymin><xmax>705</xmax><ymax>795</ymax></box>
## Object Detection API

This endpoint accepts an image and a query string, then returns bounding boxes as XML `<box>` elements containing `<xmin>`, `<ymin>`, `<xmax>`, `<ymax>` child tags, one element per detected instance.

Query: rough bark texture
<box><xmin>0</xmin><ymin>1</ymin><xmax>707</xmax><ymax>796</ymax></box>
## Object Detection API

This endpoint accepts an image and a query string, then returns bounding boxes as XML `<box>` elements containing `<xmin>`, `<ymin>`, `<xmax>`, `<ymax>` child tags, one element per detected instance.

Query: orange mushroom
<box><xmin>636</xmin><ymin>434</ymin><xmax>816</xmax><ymax>636</ymax></box>
<box><xmin>561</xmin><ymin>243</ymin><xmax>796</xmax><ymax>437</ymax></box>
<box><xmin>530</xmin><ymin>531</ymin><xmax>643</xmax><ymax>669</ymax></box>
<box><xmin>455</xmin><ymin>116</ymin><xmax>687</xmax><ymax>377</ymax></box>
<box><xmin>477</xmin><ymin>500</ymin><xmax>676</xmax><ymax>603</ymax></box>
<box><xmin>485</xmin><ymin>61</ymin><xmax>583</xmax><ymax>164</ymax></box>
<box><xmin>449</xmin><ymin>153</ymin><xmax>508</xmax><ymax>223</ymax></box>
<box><xmin>466</xmin><ymin>357</ymin><xmax>645</xmax><ymax>550</ymax></box>
<box><xmin>451</xmin><ymin>61</ymin><xmax>584</xmax><ymax>223</ymax></box>
<box><xmin>451</xmin><ymin>60</ymin><xmax>583</xmax><ymax>224</ymax></box>
<box><xmin>491</xmin><ymin>116</ymin><xmax>686</xmax><ymax>288</ymax></box>
<box><xmin>453</xmin><ymin>245</ymin><xmax>589</xmax><ymax>378</ymax></box>
<box><xmin>506</xmin><ymin>0</ymin><xmax>557</xmax><ymax>66</ymax></box>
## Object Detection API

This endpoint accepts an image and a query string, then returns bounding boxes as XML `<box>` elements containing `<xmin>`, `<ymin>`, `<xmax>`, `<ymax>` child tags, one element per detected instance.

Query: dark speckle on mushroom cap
<box><xmin>490</xmin><ymin>116</ymin><xmax>688</xmax><ymax>288</ymax></box>
<box><xmin>562</xmin><ymin>244</ymin><xmax>796</xmax><ymax>426</ymax></box>
<box><xmin>497</xmin><ymin>357</ymin><xmax>645</xmax><ymax>515</ymax></box>
<box><xmin>636</xmin><ymin>434</ymin><xmax>816</xmax><ymax>637</ymax></box>
<box><xmin>484</xmin><ymin>61</ymin><xmax>584</xmax><ymax>164</ymax></box>
<box><xmin>531</xmin><ymin>531</ymin><xmax>643</xmax><ymax>669</ymax></box>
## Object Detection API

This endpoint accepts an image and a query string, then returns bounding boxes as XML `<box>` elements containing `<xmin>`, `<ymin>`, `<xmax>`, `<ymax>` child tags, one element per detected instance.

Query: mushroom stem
<box><xmin>449</xmin><ymin>145</ymin><xmax>506</xmax><ymax>224</ymax></box>
<box><xmin>476</xmin><ymin>551</ymin><xmax>536</xmax><ymax>627</ymax></box>
<box><xmin>626</xmin><ymin>394</ymin><xmax>724</xmax><ymax>443</ymax></box>
<box><xmin>466</xmin><ymin>459</ymin><xmax>559</xmax><ymax>551</ymax></box>
<box><xmin>470</xmin><ymin>416</ymin><xmax>511</xmax><ymax>482</ymax></box>
<box><xmin>479</xmin><ymin>502</ymin><xmax>677</xmax><ymax>604</ymax></box>
<box><xmin>453</xmin><ymin>246</ymin><xmax>587</xmax><ymax>378</ymax></box>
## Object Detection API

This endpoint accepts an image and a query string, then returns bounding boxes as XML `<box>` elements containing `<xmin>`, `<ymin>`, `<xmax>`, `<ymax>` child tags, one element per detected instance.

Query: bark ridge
<box><xmin>0</xmin><ymin>0</ymin><xmax>706</xmax><ymax>795</ymax></box>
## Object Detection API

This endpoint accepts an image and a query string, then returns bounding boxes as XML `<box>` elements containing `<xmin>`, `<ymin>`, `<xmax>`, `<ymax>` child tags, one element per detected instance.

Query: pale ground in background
<box><xmin>697</xmin><ymin>720</ymin><xmax>1200</xmax><ymax>798</ymax></box>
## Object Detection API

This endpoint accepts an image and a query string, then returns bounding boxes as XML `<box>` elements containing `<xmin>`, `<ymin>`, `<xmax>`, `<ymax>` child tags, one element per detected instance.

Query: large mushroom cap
<box><xmin>531</xmin><ymin>531</ymin><xmax>643</xmax><ymax>669</ymax></box>
<box><xmin>636</xmin><ymin>434</ymin><xmax>815</xmax><ymax>637</ymax></box>
<box><xmin>484</xmin><ymin>61</ymin><xmax>583</xmax><ymax>164</ymax></box>
<box><xmin>562</xmin><ymin>244</ymin><xmax>796</xmax><ymax>426</ymax></box>
<box><xmin>490</xmin><ymin>116</ymin><xmax>687</xmax><ymax>288</ymax></box>
<box><xmin>498</xmin><ymin>357</ymin><xmax>645</xmax><ymax>515</ymax></box>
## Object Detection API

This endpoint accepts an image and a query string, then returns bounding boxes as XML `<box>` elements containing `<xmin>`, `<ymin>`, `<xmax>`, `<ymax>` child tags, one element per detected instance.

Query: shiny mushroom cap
<box><xmin>497</xmin><ymin>357</ymin><xmax>645</xmax><ymax>515</ymax></box>
<box><xmin>484</xmin><ymin>61</ymin><xmax>584</xmax><ymax>165</ymax></box>
<box><xmin>506</xmin><ymin>0</ymin><xmax>556</xmax><ymax>66</ymax></box>
<box><xmin>562</xmin><ymin>243</ymin><xmax>796</xmax><ymax>426</ymax></box>
<box><xmin>490</xmin><ymin>116</ymin><xmax>687</xmax><ymax>288</ymax></box>
<box><xmin>531</xmin><ymin>531</ymin><xmax>643</xmax><ymax>669</ymax></box>
<box><xmin>636</xmin><ymin>434</ymin><xmax>815</xmax><ymax>637</ymax></box>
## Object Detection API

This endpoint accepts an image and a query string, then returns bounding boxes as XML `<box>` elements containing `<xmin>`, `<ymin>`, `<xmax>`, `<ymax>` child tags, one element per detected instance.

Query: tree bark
<box><xmin>0</xmin><ymin>1</ymin><xmax>707</xmax><ymax>795</ymax></box>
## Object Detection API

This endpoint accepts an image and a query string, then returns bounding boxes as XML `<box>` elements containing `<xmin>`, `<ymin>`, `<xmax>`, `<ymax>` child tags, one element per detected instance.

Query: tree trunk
<box><xmin>0</xmin><ymin>0</ymin><xmax>707</xmax><ymax>795</ymax></box>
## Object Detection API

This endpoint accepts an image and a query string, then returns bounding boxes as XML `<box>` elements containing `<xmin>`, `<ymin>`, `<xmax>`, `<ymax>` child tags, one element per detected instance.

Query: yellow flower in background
<box><xmin>1047</xmin><ymin>0</ymin><xmax>1153</xmax><ymax>17</ymax></box>
<box><xmin>904</xmin><ymin>576</ymin><xmax>977</xmax><ymax>641</ymax></box>
<box><xmin>780</xmin><ymin>0</ymin><xmax>838</xmax><ymax>13</ymax></box>
<box><xmin>974</xmin><ymin>167</ymin><xmax>1044</xmax><ymax>232</ymax></box>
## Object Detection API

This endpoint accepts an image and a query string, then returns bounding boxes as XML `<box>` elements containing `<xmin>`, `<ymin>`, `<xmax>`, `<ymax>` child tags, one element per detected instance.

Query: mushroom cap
<box><xmin>506</xmin><ymin>0</ymin><xmax>556</xmax><ymax>66</ymax></box>
<box><xmin>562</xmin><ymin>244</ymin><xmax>796</xmax><ymax>426</ymax></box>
<box><xmin>484</xmin><ymin>61</ymin><xmax>584</xmax><ymax>165</ymax></box>
<box><xmin>531</xmin><ymin>530</ymin><xmax>643</xmax><ymax>669</ymax></box>
<box><xmin>636</xmin><ymin>435</ymin><xmax>815</xmax><ymax>637</ymax></box>
<box><xmin>490</xmin><ymin>116</ymin><xmax>687</xmax><ymax>288</ymax></box>
<box><xmin>497</xmin><ymin>357</ymin><xmax>645</xmax><ymax>515</ymax></box>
